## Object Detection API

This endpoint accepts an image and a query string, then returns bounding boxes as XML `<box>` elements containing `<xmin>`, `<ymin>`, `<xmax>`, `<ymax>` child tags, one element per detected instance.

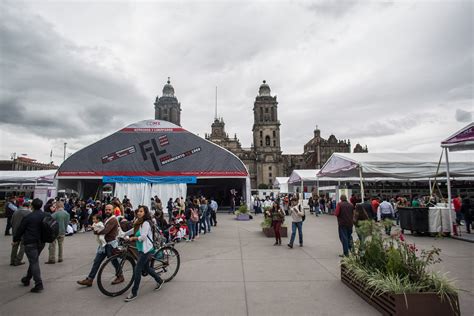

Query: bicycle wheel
<box><xmin>97</xmin><ymin>254</ymin><xmax>135</xmax><ymax>297</ymax></box>
<box><xmin>152</xmin><ymin>246</ymin><xmax>180</xmax><ymax>282</ymax></box>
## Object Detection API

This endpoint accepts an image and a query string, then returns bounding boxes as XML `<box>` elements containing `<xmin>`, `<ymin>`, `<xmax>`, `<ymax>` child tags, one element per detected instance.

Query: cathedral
<box><xmin>154</xmin><ymin>79</ymin><xmax>368</xmax><ymax>189</ymax></box>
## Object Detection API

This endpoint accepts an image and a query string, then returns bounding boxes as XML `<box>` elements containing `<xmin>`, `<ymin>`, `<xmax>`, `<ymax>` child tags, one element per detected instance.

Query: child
<box><xmin>91</xmin><ymin>215</ymin><xmax>106</xmax><ymax>248</ymax></box>
<box><xmin>70</xmin><ymin>218</ymin><xmax>78</xmax><ymax>233</ymax></box>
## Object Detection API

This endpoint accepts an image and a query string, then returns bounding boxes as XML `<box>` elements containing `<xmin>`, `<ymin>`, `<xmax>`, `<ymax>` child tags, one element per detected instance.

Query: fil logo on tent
<box><xmin>138</xmin><ymin>138</ymin><xmax>167</xmax><ymax>171</ymax></box>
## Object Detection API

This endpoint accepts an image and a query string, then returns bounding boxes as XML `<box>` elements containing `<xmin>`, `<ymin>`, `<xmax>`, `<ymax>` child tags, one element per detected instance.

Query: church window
<box><xmin>269</xmin><ymin>172</ymin><xmax>272</xmax><ymax>178</ymax></box>
<box><xmin>265</xmin><ymin>136</ymin><xmax>270</xmax><ymax>146</ymax></box>
<box><xmin>271</xmin><ymin>108</ymin><xmax>275</xmax><ymax>121</ymax></box>
<box><xmin>269</xmin><ymin>166</ymin><xmax>272</xmax><ymax>170</ymax></box>
<box><xmin>273</xmin><ymin>140</ymin><xmax>276</xmax><ymax>147</ymax></box>
<box><xmin>260</xmin><ymin>140</ymin><xmax>263</xmax><ymax>146</ymax></box>
<box><xmin>260</xmin><ymin>108</ymin><xmax>263</xmax><ymax>121</ymax></box>
<box><xmin>265</xmin><ymin>108</ymin><xmax>269</xmax><ymax>113</ymax></box>
<box><xmin>260</xmin><ymin>131</ymin><xmax>263</xmax><ymax>138</ymax></box>
<box><xmin>273</xmin><ymin>131</ymin><xmax>276</xmax><ymax>137</ymax></box>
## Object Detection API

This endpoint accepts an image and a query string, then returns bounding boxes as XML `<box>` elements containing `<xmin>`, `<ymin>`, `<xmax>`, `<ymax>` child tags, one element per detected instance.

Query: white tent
<box><xmin>441</xmin><ymin>122</ymin><xmax>474</xmax><ymax>234</ymax></box>
<box><xmin>0</xmin><ymin>170</ymin><xmax>56</xmax><ymax>184</ymax></box>
<box><xmin>318</xmin><ymin>152</ymin><xmax>474</xmax><ymax>179</ymax></box>
<box><xmin>273</xmin><ymin>177</ymin><xmax>289</xmax><ymax>193</ymax></box>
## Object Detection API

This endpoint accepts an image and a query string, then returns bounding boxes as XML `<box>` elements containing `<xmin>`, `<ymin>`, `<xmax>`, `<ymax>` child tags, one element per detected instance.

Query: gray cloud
<box><xmin>455</xmin><ymin>109</ymin><xmax>473</xmax><ymax>123</ymax></box>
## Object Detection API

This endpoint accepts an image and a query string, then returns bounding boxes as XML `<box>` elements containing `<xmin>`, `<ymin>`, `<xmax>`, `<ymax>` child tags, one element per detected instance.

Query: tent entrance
<box><xmin>187</xmin><ymin>178</ymin><xmax>246</xmax><ymax>209</ymax></box>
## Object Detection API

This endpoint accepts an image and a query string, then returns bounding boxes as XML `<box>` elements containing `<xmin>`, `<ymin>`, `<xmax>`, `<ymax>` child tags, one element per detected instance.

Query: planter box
<box><xmin>235</xmin><ymin>214</ymin><xmax>250</xmax><ymax>221</ymax></box>
<box><xmin>341</xmin><ymin>265</ymin><xmax>460</xmax><ymax>316</ymax></box>
<box><xmin>262</xmin><ymin>226</ymin><xmax>288</xmax><ymax>238</ymax></box>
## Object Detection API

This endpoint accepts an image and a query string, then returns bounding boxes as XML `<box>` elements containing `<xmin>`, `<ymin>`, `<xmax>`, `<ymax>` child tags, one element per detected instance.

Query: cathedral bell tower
<box><xmin>154</xmin><ymin>78</ymin><xmax>182</xmax><ymax>126</ymax></box>
<box><xmin>252</xmin><ymin>80</ymin><xmax>283</xmax><ymax>187</ymax></box>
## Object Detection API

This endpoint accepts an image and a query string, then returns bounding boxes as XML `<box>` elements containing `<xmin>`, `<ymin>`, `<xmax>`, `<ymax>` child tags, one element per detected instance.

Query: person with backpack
<box><xmin>185</xmin><ymin>200</ymin><xmax>199</xmax><ymax>241</ymax></box>
<box><xmin>269</xmin><ymin>201</ymin><xmax>285</xmax><ymax>246</ymax></box>
<box><xmin>199</xmin><ymin>198</ymin><xmax>210</xmax><ymax>234</ymax></box>
<box><xmin>13</xmin><ymin>198</ymin><xmax>47</xmax><ymax>293</ymax></box>
<box><xmin>287</xmin><ymin>197</ymin><xmax>305</xmax><ymax>248</ymax></box>
<box><xmin>5</xmin><ymin>196</ymin><xmax>18</xmax><ymax>236</ymax></box>
<box><xmin>122</xmin><ymin>205</ymin><xmax>164</xmax><ymax>302</ymax></box>
<box><xmin>45</xmin><ymin>201</ymin><xmax>70</xmax><ymax>264</ymax></box>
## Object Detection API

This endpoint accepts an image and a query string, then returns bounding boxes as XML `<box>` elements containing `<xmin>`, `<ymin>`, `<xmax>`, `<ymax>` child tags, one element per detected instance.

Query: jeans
<box><xmin>187</xmin><ymin>219</ymin><xmax>196</xmax><ymax>240</ymax></box>
<box><xmin>289</xmin><ymin>221</ymin><xmax>303</xmax><ymax>246</ymax></box>
<box><xmin>313</xmin><ymin>205</ymin><xmax>321</xmax><ymax>215</ymax></box>
<box><xmin>48</xmin><ymin>235</ymin><xmax>65</xmax><ymax>262</ymax></box>
<box><xmin>338</xmin><ymin>226</ymin><xmax>353</xmax><ymax>256</ymax></box>
<box><xmin>381</xmin><ymin>214</ymin><xmax>394</xmax><ymax>235</ymax></box>
<box><xmin>24</xmin><ymin>242</ymin><xmax>45</xmax><ymax>286</ymax></box>
<box><xmin>200</xmin><ymin>215</ymin><xmax>207</xmax><ymax>233</ymax></box>
<box><xmin>455</xmin><ymin>212</ymin><xmax>464</xmax><ymax>225</ymax></box>
<box><xmin>87</xmin><ymin>244</ymin><xmax>120</xmax><ymax>280</ymax></box>
<box><xmin>210</xmin><ymin>210</ymin><xmax>217</xmax><ymax>226</ymax></box>
<box><xmin>131</xmin><ymin>251</ymin><xmax>163</xmax><ymax>296</ymax></box>
<box><xmin>320</xmin><ymin>203</ymin><xmax>326</xmax><ymax>214</ymax></box>
<box><xmin>205</xmin><ymin>215</ymin><xmax>211</xmax><ymax>232</ymax></box>
<box><xmin>11</xmin><ymin>240</ymin><xmax>25</xmax><ymax>265</ymax></box>
<box><xmin>5</xmin><ymin>216</ymin><xmax>12</xmax><ymax>235</ymax></box>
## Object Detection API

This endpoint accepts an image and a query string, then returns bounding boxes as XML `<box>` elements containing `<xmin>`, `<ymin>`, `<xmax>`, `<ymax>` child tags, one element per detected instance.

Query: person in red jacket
<box><xmin>453</xmin><ymin>194</ymin><xmax>463</xmax><ymax>225</ymax></box>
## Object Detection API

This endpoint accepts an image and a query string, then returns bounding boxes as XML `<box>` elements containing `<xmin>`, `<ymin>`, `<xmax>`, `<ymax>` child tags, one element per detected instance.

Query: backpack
<box><xmin>298</xmin><ymin>204</ymin><xmax>306</xmax><ymax>222</ymax></box>
<box><xmin>41</xmin><ymin>213</ymin><xmax>59</xmax><ymax>243</ymax></box>
<box><xmin>190</xmin><ymin>208</ymin><xmax>199</xmax><ymax>222</ymax></box>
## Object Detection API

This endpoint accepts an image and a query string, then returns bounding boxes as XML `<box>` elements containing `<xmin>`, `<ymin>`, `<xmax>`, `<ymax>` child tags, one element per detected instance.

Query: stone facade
<box><xmin>0</xmin><ymin>157</ymin><xmax>58</xmax><ymax>171</ymax></box>
<box><xmin>154</xmin><ymin>78</ymin><xmax>181</xmax><ymax>126</ymax></box>
<box><xmin>155</xmin><ymin>79</ymin><xmax>367</xmax><ymax>189</ymax></box>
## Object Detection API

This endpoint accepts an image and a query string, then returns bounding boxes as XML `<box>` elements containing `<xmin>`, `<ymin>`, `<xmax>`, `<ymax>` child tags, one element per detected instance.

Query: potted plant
<box><xmin>235</xmin><ymin>205</ymin><xmax>251</xmax><ymax>221</ymax></box>
<box><xmin>341</xmin><ymin>220</ymin><xmax>460</xmax><ymax>316</ymax></box>
<box><xmin>260</xmin><ymin>217</ymin><xmax>288</xmax><ymax>237</ymax></box>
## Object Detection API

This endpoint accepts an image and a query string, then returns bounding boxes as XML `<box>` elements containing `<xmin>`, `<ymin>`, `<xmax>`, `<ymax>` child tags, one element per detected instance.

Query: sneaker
<box><xmin>287</xmin><ymin>244</ymin><xmax>293</xmax><ymax>249</ymax></box>
<box><xmin>21</xmin><ymin>277</ymin><xmax>30</xmax><ymax>286</ymax></box>
<box><xmin>44</xmin><ymin>261</ymin><xmax>55</xmax><ymax>264</ymax></box>
<box><xmin>124</xmin><ymin>293</ymin><xmax>137</xmax><ymax>302</ymax></box>
<box><xmin>30</xmin><ymin>284</ymin><xmax>44</xmax><ymax>293</ymax></box>
<box><xmin>154</xmin><ymin>279</ymin><xmax>164</xmax><ymax>291</ymax></box>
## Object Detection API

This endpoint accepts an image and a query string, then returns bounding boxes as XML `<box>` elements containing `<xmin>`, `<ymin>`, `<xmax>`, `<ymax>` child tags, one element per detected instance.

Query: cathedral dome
<box><xmin>258</xmin><ymin>80</ymin><xmax>271</xmax><ymax>96</ymax></box>
<box><xmin>162</xmin><ymin>78</ymin><xmax>175</xmax><ymax>97</ymax></box>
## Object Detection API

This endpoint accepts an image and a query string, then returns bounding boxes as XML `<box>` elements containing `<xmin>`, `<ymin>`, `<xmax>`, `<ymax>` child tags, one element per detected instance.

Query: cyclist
<box><xmin>123</xmin><ymin>205</ymin><xmax>164</xmax><ymax>302</ymax></box>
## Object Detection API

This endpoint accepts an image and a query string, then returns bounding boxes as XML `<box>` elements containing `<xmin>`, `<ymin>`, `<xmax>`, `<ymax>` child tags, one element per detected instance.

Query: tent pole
<box><xmin>300</xmin><ymin>180</ymin><xmax>303</xmax><ymax>202</ymax></box>
<box><xmin>316</xmin><ymin>178</ymin><xmax>320</xmax><ymax>196</ymax></box>
<box><xmin>429</xmin><ymin>178</ymin><xmax>432</xmax><ymax>196</ymax></box>
<box><xmin>358</xmin><ymin>166</ymin><xmax>365</xmax><ymax>201</ymax></box>
<box><xmin>445</xmin><ymin>147</ymin><xmax>454</xmax><ymax>236</ymax></box>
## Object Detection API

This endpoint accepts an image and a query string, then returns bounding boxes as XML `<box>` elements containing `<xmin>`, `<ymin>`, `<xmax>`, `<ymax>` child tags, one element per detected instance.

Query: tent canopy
<box><xmin>57</xmin><ymin>119</ymin><xmax>249</xmax><ymax>179</ymax></box>
<box><xmin>441</xmin><ymin>122</ymin><xmax>474</xmax><ymax>152</ymax></box>
<box><xmin>273</xmin><ymin>177</ymin><xmax>289</xmax><ymax>186</ymax></box>
<box><xmin>0</xmin><ymin>170</ymin><xmax>56</xmax><ymax>184</ymax></box>
<box><xmin>288</xmin><ymin>170</ymin><xmax>319</xmax><ymax>184</ymax></box>
<box><xmin>318</xmin><ymin>152</ymin><xmax>474</xmax><ymax>179</ymax></box>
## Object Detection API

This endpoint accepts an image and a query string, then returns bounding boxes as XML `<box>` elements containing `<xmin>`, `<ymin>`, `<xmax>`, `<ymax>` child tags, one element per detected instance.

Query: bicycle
<box><xmin>96</xmin><ymin>234</ymin><xmax>180</xmax><ymax>297</ymax></box>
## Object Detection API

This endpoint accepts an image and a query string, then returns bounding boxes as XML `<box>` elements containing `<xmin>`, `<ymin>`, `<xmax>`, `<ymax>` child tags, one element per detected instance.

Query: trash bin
<box><xmin>398</xmin><ymin>207</ymin><xmax>429</xmax><ymax>234</ymax></box>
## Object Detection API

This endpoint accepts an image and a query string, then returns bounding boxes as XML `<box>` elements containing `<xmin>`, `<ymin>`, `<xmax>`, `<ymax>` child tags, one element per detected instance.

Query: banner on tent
<box><xmin>103</xmin><ymin>176</ymin><xmax>197</xmax><ymax>184</ymax></box>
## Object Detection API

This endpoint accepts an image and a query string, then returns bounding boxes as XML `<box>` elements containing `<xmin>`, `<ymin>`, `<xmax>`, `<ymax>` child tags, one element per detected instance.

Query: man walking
<box><xmin>5</xmin><ymin>196</ymin><xmax>18</xmax><ymax>235</ymax></box>
<box><xmin>377</xmin><ymin>197</ymin><xmax>395</xmax><ymax>235</ymax></box>
<box><xmin>46</xmin><ymin>201</ymin><xmax>70</xmax><ymax>264</ymax></box>
<box><xmin>10</xmin><ymin>199</ymin><xmax>31</xmax><ymax>266</ymax></box>
<box><xmin>209</xmin><ymin>198</ymin><xmax>218</xmax><ymax>226</ymax></box>
<box><xmin>13</xmin><ymin>198</ymin><xmax>46</xmax><ymax>293</ymax></box>
<box><xmin>335</xmin><ymin>195</ymin><xmax>354</xmax><ymax>257</ymax></box>
<box><xmin>77</xmin><ymin>204</ymin><xmax>122</xmax><ymax>287</ymax></box>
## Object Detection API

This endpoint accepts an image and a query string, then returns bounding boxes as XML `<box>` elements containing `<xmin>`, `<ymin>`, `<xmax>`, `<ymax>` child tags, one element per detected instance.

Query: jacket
<box><xmin>52</xmin><ymin>209</ymin><xmax>70</xmax><ymax>235</ymax></box>
<box><xmin>97</xmin><ymin>215</ymin><xmax>119</xmax><ymax>243</ymax></box>
<box><xmin>335</xmin><ymin>201</ymin><xmax>354</xmax><ymax>227</ymax></box>
<box><xmin>12</xmin><ymin>207</ymin><xmax>31</xmax><ymax>236</ymax></box>
<box><xmin>124</xmin><ymin>220</ymin><xmax>154</xmax><ymax>254</ymax></box>
<box><xmin>13</xmin><ymin>210</ymin><xmax>45</xmax><ymax>245</ymax></box>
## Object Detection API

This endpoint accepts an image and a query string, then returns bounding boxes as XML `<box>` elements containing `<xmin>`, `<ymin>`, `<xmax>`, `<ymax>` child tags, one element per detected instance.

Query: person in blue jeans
<box><xmin>335</xmin><ymin>195</ymin><xmax>354</xmax><ymax>257</ymax></box>
<box><xmin>123</xmin><ymin>205</ymin><xmax>164</xmax><ymax>302</ymax></box>
<box><xmin>185</xmin><ymin>200</ymin><xmax>199</xmax><ymax>241</ymax></box>
<box><xmin>288</xmin><ymin>198</ymin><xmax>305</xmax><ymax>248</ymax></box>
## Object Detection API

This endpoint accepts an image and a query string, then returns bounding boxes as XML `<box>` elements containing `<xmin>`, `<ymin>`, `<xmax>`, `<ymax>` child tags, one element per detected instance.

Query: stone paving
<box><xmin>0</xmin><ymin>214</ymin><xmax>472</xmax><ymax>315</ymax></box>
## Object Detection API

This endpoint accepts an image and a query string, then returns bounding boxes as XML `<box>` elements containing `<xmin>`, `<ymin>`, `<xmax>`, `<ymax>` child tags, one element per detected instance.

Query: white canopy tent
<box><xmin>441</xmin><ymin>122</ymin><xmax>474</xmax><ymax>234</ymax></box>
<box><xmin>0</xmin><ymin>170</ymin><xmax>56</xmax><ymax>184</ymax></box>
<box><xmin>273</xmin><ymin>177</ymin><xmax>289</xmax><ymax>193</ymax></box>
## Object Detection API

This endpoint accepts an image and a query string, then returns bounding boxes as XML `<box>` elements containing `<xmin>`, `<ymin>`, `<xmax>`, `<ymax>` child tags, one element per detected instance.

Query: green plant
<box><xmin>235</xmin><ymin>205</ymin><xmax>249</xmax><ymax>216</ymax></box>
<box><xmin>341</xmin><ymin>221</ymin><xmax>459</xmax><ymax>311</ymax></box>
<box><xmin>260</xmin><ymin>217</ymin><xmax>272</xmax><ymax>228</ymax></box>
<box><xmin>258</xmin><ymin>183</ymin><xmax>269</xmax><ymax>189</ymax></box>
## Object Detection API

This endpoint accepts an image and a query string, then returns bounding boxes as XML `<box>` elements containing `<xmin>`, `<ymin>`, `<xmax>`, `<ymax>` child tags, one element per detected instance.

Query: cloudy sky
<box><xmin>0</xmin><ymin>0</ymin><xmax>472</xmax><ymax>164</ymax></box>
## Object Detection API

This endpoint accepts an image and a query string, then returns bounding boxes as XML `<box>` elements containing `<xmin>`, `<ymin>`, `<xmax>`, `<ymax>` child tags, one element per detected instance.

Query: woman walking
<box><xmin>288</xmin><ymin>198</ymin><xmax>304</xmax><ymax>248</ymax></box>
<box><xmin>269</xmin><ymin>201</ymin><xmax>285</xmax><ymax>245</ymax></box>
<box><xmin>123</xmin><ymin>205</ymin><xmax>164</xmax><ymax>302</ymax></box>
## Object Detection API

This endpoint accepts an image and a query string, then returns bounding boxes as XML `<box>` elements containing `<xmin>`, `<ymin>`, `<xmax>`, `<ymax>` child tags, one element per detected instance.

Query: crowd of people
<box><xmin>4</xmin><ymin>193</ymin><xmax>221</xmax><ymax>298</ymax></box>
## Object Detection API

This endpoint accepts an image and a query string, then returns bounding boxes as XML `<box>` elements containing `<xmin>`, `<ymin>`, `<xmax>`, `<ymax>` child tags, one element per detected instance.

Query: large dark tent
<box><xmin>57</xmin><ymin>120</ymin><xmax>250</xmax><ymax>208</ymax></box>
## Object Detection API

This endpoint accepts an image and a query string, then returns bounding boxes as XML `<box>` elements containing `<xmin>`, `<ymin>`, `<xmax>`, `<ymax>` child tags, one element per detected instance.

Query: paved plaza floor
<box><xmin>0</xmin><ymin>214</ymin><xmax>472</xmax><ymax>315</ymax></box>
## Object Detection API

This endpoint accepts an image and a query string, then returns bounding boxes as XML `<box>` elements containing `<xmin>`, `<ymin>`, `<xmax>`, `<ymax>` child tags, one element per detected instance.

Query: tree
<box><xmin>258</xmin><ymin>183</ymin><xmax>269</xmax><ymax>189</ymax></box>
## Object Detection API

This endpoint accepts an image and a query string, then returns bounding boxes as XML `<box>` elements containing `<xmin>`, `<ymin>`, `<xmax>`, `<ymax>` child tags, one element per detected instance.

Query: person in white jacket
<box><xmin>123</xmin><ymin>205</ymin><xmax>164</xmax><ymax>302</ymax></box>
